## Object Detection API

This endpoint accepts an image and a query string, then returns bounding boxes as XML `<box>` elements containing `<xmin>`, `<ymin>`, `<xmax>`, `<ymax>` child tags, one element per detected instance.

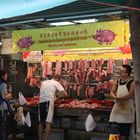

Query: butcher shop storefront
<box><xmin>11</xmin><ymin>19</ymin><xmax>133</xmax><ymax>140</ymax></box>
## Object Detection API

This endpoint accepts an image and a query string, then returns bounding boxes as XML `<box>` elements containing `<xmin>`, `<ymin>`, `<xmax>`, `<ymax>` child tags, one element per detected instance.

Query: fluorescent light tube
<box><xmin>49</xmin><ymin>21</ymin><xmax>75</xmax><ymax>26</ymax></box>
<box><xmin>74</xmin><ymin>19</ymin><xmax>98</xmax><ymax>23</ymax></box>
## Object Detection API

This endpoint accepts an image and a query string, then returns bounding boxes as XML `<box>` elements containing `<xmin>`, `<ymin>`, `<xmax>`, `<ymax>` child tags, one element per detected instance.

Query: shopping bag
<box><xmin>85</xmin><ymin>114</ymin><xmax>96</xmax><ymax>132</ymax></box>
<box><xmin>19</xmin><ymin>92</ymin><xmax>27</xmax><ymax>105</ymax></box>
<box><xmin>24</xmin><ymin>111</ymin><xmax>31</xmax><ymax>127</ymax></box>
<box><xmin>14</xmin><ymin>106</ymin><xmax>25</xmax><ymax>126</ymax></box>
<box><xmin>108</xmin><ymin>134</ymin><xmax>122</xmax><ymax>140</ymax></box>
<box><xmin>109</xmin><ymin>123</ymin><xmax>122</xmax><ymax>140</ymax></box>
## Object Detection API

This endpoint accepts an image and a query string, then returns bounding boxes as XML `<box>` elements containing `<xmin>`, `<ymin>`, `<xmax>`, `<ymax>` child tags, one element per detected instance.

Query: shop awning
<box><xmin>0</xmin><ymin>0</ymin><xmax>77</xmax><ymax>20</ymax></box>
<box><xmin>0</xmin><ymin>0</ymin><xmax>129</xmax><ymax>20</ymax></box>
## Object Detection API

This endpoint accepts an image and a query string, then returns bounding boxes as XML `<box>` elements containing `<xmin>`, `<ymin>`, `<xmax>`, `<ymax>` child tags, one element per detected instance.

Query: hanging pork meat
<box><xmin>46</xmin><ymin>62</ymin><xmax>52</xmax><ymax>75</ymax></box>
<box><xmin>74</xmin><ymin>69</ymin><xmax>80</xmax><ymax>84</ymax></box>
<box><xmin>85</xmin><ymin>68</ymin><xmax>92</xmax><ymax>83</ymax></box>
<box><xmin>107</xmin><ymin>59</ymin><xmax>114</xmax><ymax>74</ymax></box>
<box><xmin>41</xmin><ymin>60</ymin><xmax>47</xmax><ymax>79</ymax></box>
<box><xmin>64</xmin><ymin>61</ymin><xmax>68</xmax><ymax>72</ymax></box>
<box><xmin>91</xmin><ymin>60</ymin><xmax>96</xmax><ymax>71</ymax></box>
<box><xmin>73</xmin><ymin>60</ymin><xmax>78</xmax><ymax>69</ymax></box>
<box><xmin>68</xmin><ymin>60</ymin><xmax>73</xmax><ymax>70</ymax></box>
<box><xmin>32</xmin><ymin>64</ymin><xmax>38</xmax><ymax>73</ymax></box>
<box><xmin>27</xmin><ymin>64</ymin><xmax>33</xmax><ymax>78</ymax></box>
<box><xmin>55</xmin><ymin>60</ymin><xmax>62</xmax><ymax>75</ymax></box>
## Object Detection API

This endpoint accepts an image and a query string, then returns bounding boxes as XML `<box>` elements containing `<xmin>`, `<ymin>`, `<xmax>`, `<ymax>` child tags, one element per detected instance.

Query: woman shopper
<box><xmin>0</xmin><ymin>70</ymin><xmax>13</xmax><ymax>140</ymax></box>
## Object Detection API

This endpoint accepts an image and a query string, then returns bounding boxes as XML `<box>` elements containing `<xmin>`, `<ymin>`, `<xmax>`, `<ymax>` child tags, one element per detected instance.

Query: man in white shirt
<box><xmin>38</xmin><ymin>74</ymin><xmax>67</xmax><ymax>140</ymax></box>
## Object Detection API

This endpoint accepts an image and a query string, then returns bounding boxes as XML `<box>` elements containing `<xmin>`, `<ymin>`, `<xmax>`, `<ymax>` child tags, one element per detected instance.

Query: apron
<box><xmin>109</xmin><ymin>80</ymin><xmax>135</xmax><ymax>123</ymax></box>
<box><xmin>38</xmin><ymin>100</ymin><xmax>54</xmax><ymax>123</ymax></box>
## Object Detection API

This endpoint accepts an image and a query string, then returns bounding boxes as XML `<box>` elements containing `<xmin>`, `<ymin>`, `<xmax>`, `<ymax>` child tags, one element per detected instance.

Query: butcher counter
<box><xmin>21</xmin><ymin>104</ymin><xmax>112</xmax><ymax>140</ymax></box>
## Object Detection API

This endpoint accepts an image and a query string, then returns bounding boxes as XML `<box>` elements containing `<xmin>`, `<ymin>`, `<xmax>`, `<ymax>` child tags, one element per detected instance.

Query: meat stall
<box><xmin>23</xmin><ymin>98</ymin><xmax>113</xmax><ymax>140</ymax></box>
<box><xmin>10</xmin><ymin>20</ymin><xmax>133</xmax><ymax>140</ymax></box>
<box><xmin>21</xmin><ymin>55</ymin><xmax>134</xmax><ymax>139</ymax></box>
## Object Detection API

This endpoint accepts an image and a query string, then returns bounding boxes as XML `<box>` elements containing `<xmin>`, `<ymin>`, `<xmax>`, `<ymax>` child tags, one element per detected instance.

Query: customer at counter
<box><xmin>21</xmin><ymin>77</ymin><xmax>40</xmax><ymax>98</ymax></box>
<box><xmin>38</xmin><ymin>74</ymin><xmax>68</xmax><ymax>140</ymax></box>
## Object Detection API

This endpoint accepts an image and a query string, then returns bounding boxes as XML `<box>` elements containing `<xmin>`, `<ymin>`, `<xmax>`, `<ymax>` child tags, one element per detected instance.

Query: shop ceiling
<box><xmin>0</xmin><ymin>0</ymin><xmax>129</xmax><ymax>38</ymax></box>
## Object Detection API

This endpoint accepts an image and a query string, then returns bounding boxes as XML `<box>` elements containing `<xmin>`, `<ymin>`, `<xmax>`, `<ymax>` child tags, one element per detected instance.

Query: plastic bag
<box><xmin>25</xmin><ymin>111</ymin><xmax>31</xmax><ymax>127</ymax></box>
<box><xmin>108</xmin><ymin>134</ymin><xmax>122</xmax><ymax>140</ymax></box>
<box><xmin>14</xmin><ymin>106</ymin><xmax>25</xmax><ymax>126</ymax></box>
<box><xmin>19</xmin><ymin>92</ymin><xmax>27</xmax><ymax>105</ymax></box>
<box><xmin>85</xmin><ymin>114</ymin><xmax>96</xmax><ymax>132</ymax></box>
<box><xmin>109</xmin><ymin>123</ymin><xmax>121</xmax><ymax>140</ymax></box>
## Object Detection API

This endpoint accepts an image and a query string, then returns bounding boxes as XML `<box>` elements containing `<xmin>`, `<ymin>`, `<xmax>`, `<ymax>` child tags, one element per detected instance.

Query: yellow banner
<box><xmin>43</xmin><ymin>49</ymin><xmax>132</xmax><ymax>62</ymax></box>
<box><xmin>12</xmin><ymin>20</ymin><xmax>125</xmax><ymax>53</ymax></box>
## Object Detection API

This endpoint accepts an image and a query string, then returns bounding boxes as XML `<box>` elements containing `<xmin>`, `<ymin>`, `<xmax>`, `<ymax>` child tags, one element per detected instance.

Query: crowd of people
<box><xmin>0</xmin><ymin>64</ymin><xmax>136</xmax><ymax>140</ymax></box>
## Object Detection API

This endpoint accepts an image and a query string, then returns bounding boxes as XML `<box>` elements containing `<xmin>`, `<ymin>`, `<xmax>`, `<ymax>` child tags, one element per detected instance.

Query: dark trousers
<box><xmin>0</xmin><ymin>110</ymin><xmax>7</xmax><ymax>140</ymax></box>
<box><xmin>0</xmin><ymin>110</ymin><xmax>17</xmax><ymax>140</ymax></box>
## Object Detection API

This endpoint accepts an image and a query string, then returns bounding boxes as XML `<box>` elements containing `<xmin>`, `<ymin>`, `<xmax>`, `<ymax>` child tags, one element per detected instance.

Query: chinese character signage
<box><xmin>12</xmin><ymin>20</ymin><xmax>125</xmax><ymax>53</ymax></box>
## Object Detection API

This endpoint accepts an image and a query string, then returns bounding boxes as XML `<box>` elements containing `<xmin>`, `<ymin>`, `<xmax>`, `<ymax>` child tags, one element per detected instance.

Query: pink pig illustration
<box><xmin>93</xmin><ymin>29</ymin><xmax>116</xmax><ymax>45</ymax></box>
<box><xmin>17</xmin><ymin>36</ymin><xmax>34</xmax><ymax>49</ymax></box>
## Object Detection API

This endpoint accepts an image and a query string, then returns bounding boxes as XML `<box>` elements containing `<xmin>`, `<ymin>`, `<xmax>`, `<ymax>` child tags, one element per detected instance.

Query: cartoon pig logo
<box><xmin>17</xmin><ymin>36</ymin><xmax>34</xmax><ymax>49</ymax></box>
<box><xmin>93</xmin><ymin>29</ymin><xmax>116</xmax><ymax>45</ymax></box>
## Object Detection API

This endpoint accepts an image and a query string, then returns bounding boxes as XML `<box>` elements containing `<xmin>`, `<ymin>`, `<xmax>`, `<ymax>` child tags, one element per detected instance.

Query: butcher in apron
<box><xmin>109</xmin><ymin>64</ymin><xmax>135</xmax><ymax>140</ymax></box>
<box><xmin>38</xmin><ymin>74</ymin><xmax>68</xmax><ymax>140</ymax></box>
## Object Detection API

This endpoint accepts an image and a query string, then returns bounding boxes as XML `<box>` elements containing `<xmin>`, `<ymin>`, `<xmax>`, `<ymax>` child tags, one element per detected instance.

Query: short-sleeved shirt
<box><xmin>0</xmin><ymin>83</ymin><xmax>8</xmax><ymax>110</ymax></box>
<box><xmin>39</xmin><ymin>79</ymin><xmax>64</xmax><ymax>103</ymax></box>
